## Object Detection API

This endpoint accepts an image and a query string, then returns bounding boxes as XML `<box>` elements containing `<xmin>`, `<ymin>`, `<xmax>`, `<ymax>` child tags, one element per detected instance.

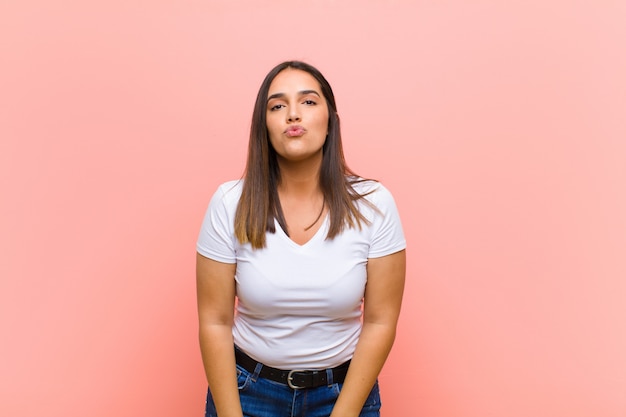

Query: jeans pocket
<box><xmin>236</xmin><ymin>365</ymin><xmax>252</xmax><ymax>391</ymax></box>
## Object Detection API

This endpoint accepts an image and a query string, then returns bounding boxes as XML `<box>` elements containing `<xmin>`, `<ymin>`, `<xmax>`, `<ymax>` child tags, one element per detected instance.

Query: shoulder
<box><xmin>349</xmin><ymin>178</ymin><xmax>397</xmax><ymax>207</ymax></box>
<box><xmin>212</xmin><ymin>179</ymin><xmax>243</xmax><ymax>205</ymax></box>
<box><xmin>345</xmin><ymin>178</ymin><xmax>405</xmax><ymax>255</ymax></box>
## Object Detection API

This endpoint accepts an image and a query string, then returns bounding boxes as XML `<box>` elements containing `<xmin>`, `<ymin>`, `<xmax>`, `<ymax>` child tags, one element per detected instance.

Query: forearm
<box><xmin>199</xmin><ymin>324</ymin><xmax>243</xmax><ymax>417</ymax></box>
<box><xmin>330</xmin><ymin>321</ymin><xmax>397</xmax><ymax>417</ymax></box>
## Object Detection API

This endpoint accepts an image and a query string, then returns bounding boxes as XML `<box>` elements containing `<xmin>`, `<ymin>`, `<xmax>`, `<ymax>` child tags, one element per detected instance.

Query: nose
<box><xmin>287</xmin><ymin>107</ymin><xmax>301</xmax><ymax>123</ymax></box>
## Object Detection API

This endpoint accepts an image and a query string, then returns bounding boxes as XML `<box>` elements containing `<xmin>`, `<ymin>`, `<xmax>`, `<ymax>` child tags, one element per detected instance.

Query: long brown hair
<box><xmin>234</xmin><ymin>61</ymin><xmax>374</xmax><ymax>249</ymax></box>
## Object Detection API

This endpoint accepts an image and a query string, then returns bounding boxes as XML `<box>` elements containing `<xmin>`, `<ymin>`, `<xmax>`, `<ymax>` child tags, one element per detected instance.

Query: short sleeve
<box><xmin>366</xmin><ymin>184</ymin><xmax>406</xmax><ymax>258</ymax></box>
<box><xmin>196</xmin><ymin>181</ymin><xmax>240</xmax><ymax>263</ymax></box>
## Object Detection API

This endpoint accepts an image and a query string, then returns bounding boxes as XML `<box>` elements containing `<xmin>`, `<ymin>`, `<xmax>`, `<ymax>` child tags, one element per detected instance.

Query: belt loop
<box><xmin>251</xmin><ymin>362</ymin><xmax>263</xmax><ymax>382</ymax></box>
<box><xmin>326</xmin><ymin>368</ymin><xmax>334</xmax><ymax>386</ymax></box>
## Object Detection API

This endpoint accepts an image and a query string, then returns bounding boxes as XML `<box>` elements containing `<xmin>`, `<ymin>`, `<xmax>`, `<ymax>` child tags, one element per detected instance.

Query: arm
<box><xmin>330</xmin><ymin>249</ymin><xmax>406</xmax><ymax>417</ymax></box>
<box><xmin>196</xmin><ymin>252</ymin><xmax>243</xmax><ymax>417</ymax></box>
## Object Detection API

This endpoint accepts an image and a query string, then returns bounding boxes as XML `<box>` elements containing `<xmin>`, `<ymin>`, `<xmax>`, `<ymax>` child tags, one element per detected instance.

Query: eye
<box><xmin>303</xmin><ymin>99</ymin><xmax>317</xmax><ymax>105</ymax></box>
<box><xmin>269</xmin><ymin>103</ymin><xmax>285</xmax><ymax>111</ymax></box>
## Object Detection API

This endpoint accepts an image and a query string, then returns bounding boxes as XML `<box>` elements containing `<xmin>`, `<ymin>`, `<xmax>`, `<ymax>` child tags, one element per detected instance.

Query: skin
<box><xmin>330</xmin><ymin>249</ymin><xmax>405</xmax><ymax>417</ymax></box>
<box><xmin>266</xmin><ymin>68</ymin><xmax>329</xmax><ymax>166</ymax></box>
<box><xmin>265</xmin><ymin>68</ymin><xmax>330</xmax><ymax>243</ymax></box>
<box><xmin>196</xmin><ymin>68</ymin><xmax>406</xmax><ymax>417</ymax></box>
<box><xmin>197</xmin><ymin>256</ymin><xmax>240</xmax><ymax>417</ymax></box>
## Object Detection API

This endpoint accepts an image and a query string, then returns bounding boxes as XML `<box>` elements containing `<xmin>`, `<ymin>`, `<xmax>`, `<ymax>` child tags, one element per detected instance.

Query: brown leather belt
<box><xmin>234</xmin><ymin>347</ymin><xmax>350</xmax><ymax>389</ymax></box>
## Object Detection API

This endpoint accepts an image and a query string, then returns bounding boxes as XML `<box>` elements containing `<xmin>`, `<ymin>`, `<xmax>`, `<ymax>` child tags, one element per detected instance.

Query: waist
<box><xmin>234</xmin><ymin>346</ymin><xmax>351</xmax><ymax>389</ymax></box>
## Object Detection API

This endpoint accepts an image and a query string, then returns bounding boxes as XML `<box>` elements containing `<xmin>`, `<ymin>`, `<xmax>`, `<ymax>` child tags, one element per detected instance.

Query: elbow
<box><xmin>361</xmin><ymin>320</ymin><xmax>398</xmax><ymax>342</ymax></box>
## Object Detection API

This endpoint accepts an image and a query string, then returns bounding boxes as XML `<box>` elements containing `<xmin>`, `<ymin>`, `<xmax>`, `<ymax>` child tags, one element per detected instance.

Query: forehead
<box><xmin>267</xmin><ymin>69</ymin><xmax>323</xmax><ymax>95</ymax></box>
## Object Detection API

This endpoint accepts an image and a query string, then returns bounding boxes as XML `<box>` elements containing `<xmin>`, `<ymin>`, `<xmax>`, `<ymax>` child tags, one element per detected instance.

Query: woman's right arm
<box><xmin>196</xmin><ymin>252</ymin><xmax>243</xmax><ymax>417</ymax></box>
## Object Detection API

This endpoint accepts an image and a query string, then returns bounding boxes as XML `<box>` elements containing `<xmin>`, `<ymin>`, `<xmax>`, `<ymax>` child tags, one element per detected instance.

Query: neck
<box><xmin>276</xmin><ymin>153</ymin><xmax>323</xmax><ymax>197</ymax></box>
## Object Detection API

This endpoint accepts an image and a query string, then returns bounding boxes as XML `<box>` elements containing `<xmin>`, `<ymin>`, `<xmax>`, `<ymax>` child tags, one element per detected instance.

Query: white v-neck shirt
<box><xmin>197</xmin><ymin>179</ymin><xmax>406</xmax><ymax>369</ymax></box>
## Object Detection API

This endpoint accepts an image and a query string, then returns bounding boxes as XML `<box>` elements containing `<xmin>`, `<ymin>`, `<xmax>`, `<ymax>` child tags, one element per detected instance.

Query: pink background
<box><xmin>1</xmin><ymin>1</ymin><xmax>625</xmax><ymax>416</ymax></box>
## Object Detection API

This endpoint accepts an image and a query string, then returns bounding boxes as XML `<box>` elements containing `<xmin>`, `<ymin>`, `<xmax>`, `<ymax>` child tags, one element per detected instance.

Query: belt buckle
<box><xmin>287</xmin><ymin>369</ymin><xmax>306</xmax><ymax>389</ymax></box>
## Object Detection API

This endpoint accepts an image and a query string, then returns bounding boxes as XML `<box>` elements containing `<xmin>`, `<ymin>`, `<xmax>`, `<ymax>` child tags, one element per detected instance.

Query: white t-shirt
<box><xmin>196</xmin><ymin>179</ymin><xmax>406</xmax><ymax>369</ymax></box>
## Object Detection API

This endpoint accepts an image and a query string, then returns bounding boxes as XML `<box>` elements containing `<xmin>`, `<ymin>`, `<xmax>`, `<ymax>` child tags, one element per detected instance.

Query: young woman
<box><xmin>196</xmin><ymin>61</ymin><xmax>406</xmax><ymax>417</ymax></box>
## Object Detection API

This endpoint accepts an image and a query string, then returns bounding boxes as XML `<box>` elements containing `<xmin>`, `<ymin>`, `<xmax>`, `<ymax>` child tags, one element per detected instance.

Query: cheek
<box><xmin>316</xmin><ymin>114</ymin><xmax>330</xmax><ymax>133</ymax></box>
<box><xmin>267</xmin><ymin>132</ymin><xmax>279</xmax><ymax>149</ymax></box>
<box><xmin>265</xmin><ymin>116</ymin><xmax>281</xmax><ymax>136</ymax></box>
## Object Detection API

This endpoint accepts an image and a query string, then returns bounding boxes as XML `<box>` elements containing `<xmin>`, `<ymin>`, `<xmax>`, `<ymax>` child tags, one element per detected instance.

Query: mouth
<box><xmin>285</xmin><ymin>125</ymin><xmax>306</xmax><ymax>137</ymax></box>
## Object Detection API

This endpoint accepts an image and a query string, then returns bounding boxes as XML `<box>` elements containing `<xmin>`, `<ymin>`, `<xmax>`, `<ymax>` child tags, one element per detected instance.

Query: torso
<box><xmin>196</xmin><ymin>179</ymin><xmax>406</xmax><ymax>369</ymax></box>
<box><xmin>278</xmin><ymin>190</ymin><xmax>326</xmax><ymax>246</ymax></box>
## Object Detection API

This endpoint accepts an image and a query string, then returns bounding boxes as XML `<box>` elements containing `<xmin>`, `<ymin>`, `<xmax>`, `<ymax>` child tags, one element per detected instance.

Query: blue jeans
<box><xmin>205</xmin><ymin>363</ymin><xmax>381</xmax><ymax>417</ymax></box>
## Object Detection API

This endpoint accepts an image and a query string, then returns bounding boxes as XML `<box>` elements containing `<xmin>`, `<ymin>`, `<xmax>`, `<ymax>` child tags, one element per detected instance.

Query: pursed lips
<box><xmin>285</xmin><ymin>125</ymin><xmax>306</xmax><ymax>137</ymax></box>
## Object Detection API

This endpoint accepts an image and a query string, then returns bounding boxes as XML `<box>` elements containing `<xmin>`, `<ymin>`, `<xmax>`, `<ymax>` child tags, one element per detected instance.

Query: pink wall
<box><xmin>1</xmin><ymin>1</ymin><xmax>625</xmax><ymax>416</ymax></box>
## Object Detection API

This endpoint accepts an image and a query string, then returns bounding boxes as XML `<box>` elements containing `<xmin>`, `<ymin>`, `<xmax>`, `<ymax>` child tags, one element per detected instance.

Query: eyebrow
<box><xmin>267</xmin><ymin>90</ymin><xmax>321</xmax><ymax>102</ymax></box>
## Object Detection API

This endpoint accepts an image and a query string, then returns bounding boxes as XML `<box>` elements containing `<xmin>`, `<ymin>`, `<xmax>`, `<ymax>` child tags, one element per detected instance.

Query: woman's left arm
<box><xmin>330</xmin><ymin>249</ymin><xmax>406</xmax><ymax>417</ymax></box>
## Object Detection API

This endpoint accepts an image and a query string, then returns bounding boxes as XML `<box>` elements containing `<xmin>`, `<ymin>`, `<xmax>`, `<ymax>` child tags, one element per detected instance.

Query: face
<box><xmin>265</xmin><ymin>68</ymin><xmax>329</xmax><ymax>164</ymax></box>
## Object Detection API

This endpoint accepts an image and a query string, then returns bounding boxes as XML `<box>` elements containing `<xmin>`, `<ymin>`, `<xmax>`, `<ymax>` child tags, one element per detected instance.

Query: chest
<box><xmin>234</xmin><ymin>221</ymin><xmax>372</xmax><ymax>318</ymax></box>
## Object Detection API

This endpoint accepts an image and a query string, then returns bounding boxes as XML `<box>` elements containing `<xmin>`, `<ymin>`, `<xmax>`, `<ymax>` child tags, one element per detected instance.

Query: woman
<box><xmin>196</xmin><ymin>61</ymin><xmax>406</xmax><ymax>417</ymax></box>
